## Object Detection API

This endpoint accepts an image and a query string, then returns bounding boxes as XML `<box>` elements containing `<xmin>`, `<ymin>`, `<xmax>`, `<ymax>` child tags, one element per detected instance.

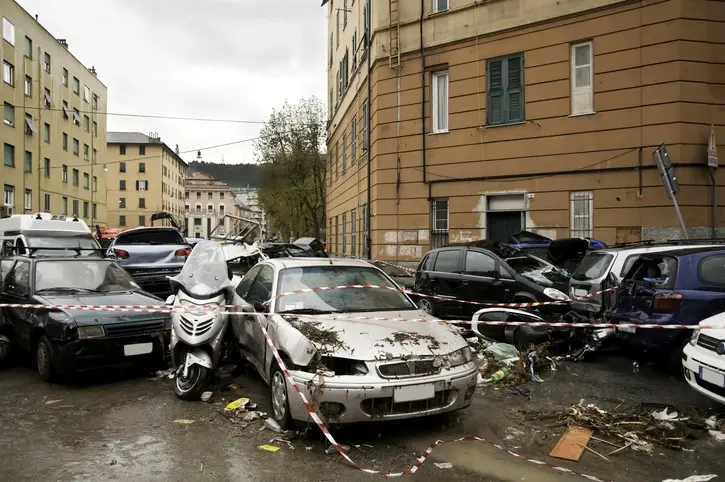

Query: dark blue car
<box><xmin>611</xmin><ymin>246</ymin><xmax>725</xmax><ymax>368</ymax></box>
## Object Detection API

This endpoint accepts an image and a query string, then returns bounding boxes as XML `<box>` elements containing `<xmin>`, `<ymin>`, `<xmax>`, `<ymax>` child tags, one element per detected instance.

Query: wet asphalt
<box><xmin>0</xmin><ymin>349</ymin><xmax>723</xmax><ymax>482</ymax></box>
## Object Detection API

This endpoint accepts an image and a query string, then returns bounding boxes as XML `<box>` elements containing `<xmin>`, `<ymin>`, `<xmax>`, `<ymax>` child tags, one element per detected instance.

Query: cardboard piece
<box><xmin>549</xmin><ymin>426</ymin><xmax>594</xmax><ymax>461</ymax></box>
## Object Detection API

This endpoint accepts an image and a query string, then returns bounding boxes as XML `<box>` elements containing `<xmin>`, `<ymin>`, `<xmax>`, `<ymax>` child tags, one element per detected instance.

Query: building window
<box><xmin>196</xmin><ymin>192</ymin><xmax>201</xmax><ymax>199</ymax></box>
<box><xmin>351</xmin><ymin>30</ymin><xmax>357</xmax><ymax>70</ymax></box>
<box><xmin>571</xmin><ymin>41</ymin><xmax>594</xmax><ymax>115</ymax></box>
<box><xmin>336</xmin><ymin>10</ymin><xmax>340</xmax><ymax>47</ymax></box>
<box><xmin>570</xmin><ymin>191</ymin><xmax>593</xmax><ymax>238</ymax></box>
<box><xmin>335</xmin><ymin>141</ymin><xmax>339</xmax><ymax>179</ymax></box>
<box><xmin>342</xmin><ymin>131</ymin><xmax>348</xmax><ymax>172</ymax></box>
<box><xmin>92</xmin><ymin>149</ymin><xmax>97</xmax><ymax>162</ymax></box>
<box><xmin>351</xmin><ymin>118</ymin><xmax>357</xmax><ymax>165</ymax></box>
<box><xmin>139</xmin><ymin>215</ymin><xmax>146</xmax><ymax>226</ymax></box>
<box><xmin>139</xmin><ymin>162</ymin><xmax>145</xmax><ymax>173</ymax></box>
<box><xmin>43</xmin><ymin>158</ymin><xmax>50</xmax><ymax>178</ymax></box>
<box><xmin>3</xmin><ymin>61</ymin><xmax>14</xmax><ymax>86</ymax></box>
<box><xmin>343</xmin><ymin>0</ymin><xmax>348</xmax><ymax>26</ymax></box>
<box><xmin>92</xmin><ymin>176</ymin><xmax>97</xmax><ymax>192</ymax></box>
<box><xmin>83</xmin><ymin>144</ymin><xmax>89</xmax><ymax>160</ymax></box>
<box><xmin>119</xmin><ymin>197</ymin><xmax>126</xmax><ymax>209</ymax></box>
<box><xmin>119</xmin><ymin>144</ymin><xmax>126</xmax><ymax>155</ymax></box>
<box><xmin>139</xmin><ymin>145</ymin><xmax>145</xmax><ymax>155</ymax></box>
<box><xmin>185</xmin><ymin>191</ymin><xmax>190</xmax><ymax>200</ymax></box>
<box><xmin>83</xmin><ymin>85</ymin><xmax>90</xmax><ymax>103</ymax></box>
<box><xmin>24</xmin><ymin>151</ymin><xmax>31</xmax><ymax>173</ymax></box>
<box><xmin>44</xmin><ymin>193</ymin><xmax>50</xmax><ymax>212</ymax></box>
<box><xmin>119</xmin><ymin>215</ymin><xmax>126</xmax><ymax>226</ymax></box>
<box><xmin>487</xmin><ymin>54</ymin><xmax>525</xmax><ymax>126</ymax></box>
<box><xmin>62</xmin><ymin>68</ymin><xmax>68</xmax><ymax>86</ymax></box>
<box><xmin>43</xmin><ymin>88</ymin><xmax>52</xmax><ymax>107</ymax></box>
<box><xmin>72</xmin><ymin>76</ymin><xmax>80</xmax><ymax>95</ymax></box>
<box><xmin>4</xmin><ymin>143</ymin><xmax>15</xmax><ymax>167</ymax></box>
<box><xmin>431</xmin><ymin>198</ymin><xmax>449</xmax><ymax>248</ymax></box>
<box><xmin>83</xmin><ymin>201</ymin><xmax>89</xmax><ymax>218</ymax></box>
<box><xmin>136</xmin><ymin>180</ymin><xmax>148</xmax><ymax>191</ymax></box>
<box><xmin>62</xmin><ymin>197</ymin><xmax>67</xmax><ymax>215</ymax></box>
<box><xmin>92</xmin><ymin>121</ymin><xmax>97</xmax><ymax>137</ymax></box>
<box><xmin>2</xmin><ymin>18</ymin><xmax>15</xmax><ymax>45</ymax></box>
<box><xmin>83</xmin><ymin>115</ymin><xmax>90</xmax><ymax>132</ymax></box>
<box><xmin>3</xmin><ymin>102</ymin><xmax>14</xmax><ymax>126</ymax></box>
<box><xmin>93</xmin><ymin>203</ymin><xmax>97</xmax><ymax>219</ymax></box>
<box><xmin>342</xmin><ymin>213</ymin><xmax>347</xmax><ymax>255</ymax></box>
<box><xmin>433</xmin><ymin>0</ymin><xmax>449</xmax><ymax>13</ymax></box>
<box><xmin>61</xmin><ymin>165</ymin><xmax>68</xmax><ymax>183</ymax></box>
<box><xmin>72</xmin><ymin>169</ymin><xmax>79</xmax><ymax>186</ymax></box>
<box><xmin>219</xmin><ymin>205</ymin><xmax>225</xmax><ymax>215</ymax></box>
<box><xmin>119</xmin><ymin>162</ymin><xmax>126</xmax><ymax>172</ymax></box>
<box><xmin>62</xmin><ymin>132</ymin><xmax>68</xmax><ymax>151</ymax></box>
<box><xmin>139</xmin><ymin>198</ymin><xmax>146</xmax><ymax>209</ymax></box>
<box><xmin>43</xmin><ymin>123</ymin><xmax>50</xmax><ymax>143</ymax></box>
<box><xmin>362</xmin><ymin>101</ymin><xmax>369</xmax><ymax>151</ymax></box>
<box><xmin>62</xmin><ymin>100</ymin><xmax>69</xmax><ymax>119</ymax></box>
<box><xmin>24</xmin><ymin>75</ymin><xmax>31</xmax><ymax>96</ymax></box>
<box><xmin>328</xmin><ymin>149</ymin><xmax>333</xmax><ymax>186</ymax></box>
<box><xmin>119</xmin><ymin>180</ymin><xmax>126</xmax><ymax>191</ymax></box>
<box><xmin>329</xmin><ymin>218</ymin><xmax>333</xmax><ymax>250</ymax></box>
<box><xmin>24</xmin><ymin>35</ymin><xmax>32</xmax><ymax>58</ymax></box>
<box><xmin>72</xmin><ymin>108</ymin><xmax>80</xmax><ymax>125</ymax></box>
<box><xmin>83</xmin><ymin>173</ymin><xmax>89</xmax><ymax>190</ymax></box>
<box><xmin>24</xmin><ymin>189</ymin><xmax>32</xmax><ymax>210</ymax></box>
<box><xmin>25</xmin><ymin>114</ymin><xmax>36</xmax><ymax>136</ymax></box>
<box><xmin>72</xmin><ymin>199</ymin><xmax>79</xmax><ymax>217</ymax></box>
<box><xmin>431</xmin><ymin>71</ymin><xmax>449</xmax><ymax>133</ymax></box>
<box><xmin>208</xmin><ymin>192</ymin><xmax>213</xmax><ymax>200</ymax></box>
<box><xmin>92</xmin><ymin>93</ymin><xmax>98</xmax><ymax>110</ymax></box>
<box><xmin>3</xmin><ymin>185</ymin><xmax>14</xmax><ymax>210</ymax></box>
<box><xmin>43</xmin><ymin>52</ymin><xmax>51</xmax><ymax>73</ymax></box>
<box><xmin>72</xmin><ymin>138</ymin><xmax>79</xmax><ymax>156</ymax></box>
<box><xmin>351</xmin><ymin>209</ymin><xmax>357</xmax><ymax>257</ymax></box>
<box><xmin>335</xmin><ymin>216</ymin><xmax>339</xmax><ymax>255</ymax></box>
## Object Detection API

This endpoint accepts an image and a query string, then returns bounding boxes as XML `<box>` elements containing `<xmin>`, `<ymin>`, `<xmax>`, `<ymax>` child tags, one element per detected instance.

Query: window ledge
<box><xmin>430</xmin><ymin>129</ymin><xmax>449</xmax><ymax>135</ymax></box>
<box><xmin>569</xmin><ymin>111</ymin><xmax>597</xmax><ymax>118</ymax></box>
<box><xmin>484</xmin><ymin>121</ymin><xmax>526</xmax><ymax>129</ymax></box>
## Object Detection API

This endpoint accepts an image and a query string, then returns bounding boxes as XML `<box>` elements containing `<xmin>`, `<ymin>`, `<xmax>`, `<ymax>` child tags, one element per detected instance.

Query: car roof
<box><xmin>264</xmin><ymin>257</ymin><xmax>374</xmax><ymax>270</ymax></box>
<box><xmin>118</xmin><ymin>226</ymin><xmax>180</xmax><ymax>234</ymax></box>
<box><xmin>640</xmin><ymin>246</ymin><xmax>725</xmax><ymax>257</ymax></box>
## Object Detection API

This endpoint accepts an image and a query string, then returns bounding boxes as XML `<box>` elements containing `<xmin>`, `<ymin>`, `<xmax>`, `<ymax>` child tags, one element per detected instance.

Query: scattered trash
<box><xmin>174</xmin><ymin>419</ymin><xmax>195</xmax><ymax>424</ymax></box>
<box><xmin>224</xmin><ymin>397</ymin><xmax>250</xmax><ymax>411</ymax></box>
<box><xmin>264</xmin><ymin>418</ymin><xmax>283</xmax><ymax>433</ymax></box>
<box><xmin>242</xmin><ymin>411</ymin><xmax>263</xmax><ymax>422</ymax></box>
<box><xmin>632</xmin><ymin>361</ymin><xmax>640</xmax><ymax>373</ymax></box>
<box><xmin>550</xmin><ymin>426</ymin><xmax>593</xmax><ymax>461</ymax></box>
<box><xmin>229</xmin><ymin>383</ymin><xmax>238</xmax><ymax>390</ymax></box>
<box><xmin>154</xmin><ymin>368</ymin><xmax>175</xmax><ymax>380</ymax></box>
<box><xmin>484</xmin><ymin>343</ymin><xmax>519</xmax><ymax>361</ymax></box>
<box><xmin>200</xmin><ymin>391</ymin><xmax>213</xmax><ymax>402</ymax></box>
<box><xmin>652</xmin><ymin>408</ymin><xmax>689</xmax><ymax>422</ymax></box>
<box><xmin>505</xmin><ymin>387</ymin><xmax>531</xmax><ymax>397</ymax></box>
<box><xmin>434</xmin><ymin>462</ymin><xmax>453</xmax><ymax>469</ymax></box>
<box><xmin>504</xmin><ymin>427</ymin><xmax>526</xmax><ymax>441</ymax></box>
<box><xmin>662</xmin><ymin>476</ymin><xmax>718</xmax><ymax>482</ymax></box>
<box><xmin>258</xmin><ymin>444</ymin><xmax>280</xmax><ymax>453</ymax></box>
<box><xmin>709</xmin><ymin>430</ymin><xmax>725</xmax><ymax>442</ymax></box>
<box><xmin>490</xmin><ymin>368</ymin><xmax>510</xmax><ymax>383</ymax></box>
<box><xmin>45</xmin><ymin>399</ymin><xmax>63</xmax><ymax>405</ymax></box>
<box><xmin>305</xmin><ymin>446</ymin><xmax>313</xmax><ymax>451</ymax></box>
<box><xmin>326</xmin><ymin>444</ymin><xmax>351</xmax><ymax>454</ymax></box>
<box><xmin>109</xmin><ymin>459</ymin><xmax>117</xmax><ymax>466</ymax></box>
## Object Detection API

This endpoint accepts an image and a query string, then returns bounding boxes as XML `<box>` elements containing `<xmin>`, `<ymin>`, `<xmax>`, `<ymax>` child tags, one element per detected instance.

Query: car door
<box><xmin>429</xmin><ymin>248</ymin><xmax>465</xmax><ymax>318</ymax></box>
<box><xmin>1</xmin><ymin>260</ymin><xmax>33</xmax><ymax>350</ymax></box>
<box><xmin>0</xmin><ymin>258</ymin><xmax>16</xmax><ymax>329</ymax></box>
<box><xmin>232</xmin><ymin>264</ymin><xmax>262</xmax><ymax>360</ymax></box>
<box><xmin>461</xmin><ymin>250</ymin><xmax>507</xmax><ymax>318</ymax></box>
<box><xmin>242</xmin><ymin>264</ymin><xmax>275</xmax><ymax>376</ymax></box>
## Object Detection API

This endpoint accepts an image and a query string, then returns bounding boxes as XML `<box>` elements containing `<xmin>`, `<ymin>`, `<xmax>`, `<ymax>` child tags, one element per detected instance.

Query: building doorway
<box><xmin>485</xmin><ymin>193</ymin><xmax>526</xmax><ymax>242</ymax></box>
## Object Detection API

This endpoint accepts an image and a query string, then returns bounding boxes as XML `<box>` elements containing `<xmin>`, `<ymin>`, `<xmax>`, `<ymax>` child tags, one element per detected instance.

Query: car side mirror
<box><xmin>165</xmin><ymin>295</ymin><xmax>175</xmax><ymax>305</ymax></box>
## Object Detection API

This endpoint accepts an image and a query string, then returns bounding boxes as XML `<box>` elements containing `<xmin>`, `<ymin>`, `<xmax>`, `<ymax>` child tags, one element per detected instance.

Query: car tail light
<box><xmin>653</xmin><ymin>292</ymin><xmax>683</xmax><ymax>312</ymax></box>
<box><xmin>114</xmin><ymin>249</ymin><xmax>129</xmax><ymax>259</ymax></box>
<box><xmin>175</xmin><ymin>247</ymin><xmax>192</xmax><ymax>257</ymax></box>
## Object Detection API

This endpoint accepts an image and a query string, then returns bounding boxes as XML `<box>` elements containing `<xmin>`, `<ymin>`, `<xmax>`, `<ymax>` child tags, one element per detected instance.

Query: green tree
<box><xmin>256</xmin><ymin>97</ymin><xmax>326</xmax><ymax>240</ymax></box>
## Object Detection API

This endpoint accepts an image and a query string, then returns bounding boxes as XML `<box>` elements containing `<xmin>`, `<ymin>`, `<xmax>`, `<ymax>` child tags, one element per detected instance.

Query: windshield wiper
<box><xmin>277</xmin><ymin>308</ymin><xmax>338</xmax><ymax>315</ymax></box>
<box><xmin>37</xmin><ymin>287</ymin><xmax>103</xmax><ymax>294</ymax></box>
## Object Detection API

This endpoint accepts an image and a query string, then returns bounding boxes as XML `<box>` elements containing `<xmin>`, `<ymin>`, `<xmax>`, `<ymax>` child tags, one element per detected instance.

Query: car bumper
<box><xmin>682</xmin><ymin>343</ymin><xmax>725</xmax><ymax>405</ymax></box>
<box><xmin>54</xmin><ymin>330</ymin><xmax>170</xmax><ymax>374</ymax></box>
<box><xmin>286</xmin><ymin>363</ymin><xmax>478</xmax><ymax>424</ymax></box>
<box><xmin>612</xmin><ymin>313</ymin><xmax>682</xmax><ymax>349</ymax></box>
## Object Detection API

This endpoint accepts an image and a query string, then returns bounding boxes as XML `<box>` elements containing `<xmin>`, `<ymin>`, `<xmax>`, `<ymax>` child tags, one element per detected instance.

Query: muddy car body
<box><xmin>229</xmin><ymin>258</ymin><xmax>477</xmax><ymax>427</ymax></box>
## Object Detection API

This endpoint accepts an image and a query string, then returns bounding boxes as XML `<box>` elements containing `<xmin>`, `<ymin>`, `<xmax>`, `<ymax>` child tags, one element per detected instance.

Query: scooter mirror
<box><xmin>165</xmin><ymin>295</ymin><xmax>175</xmax><ymax>305</ymax></box>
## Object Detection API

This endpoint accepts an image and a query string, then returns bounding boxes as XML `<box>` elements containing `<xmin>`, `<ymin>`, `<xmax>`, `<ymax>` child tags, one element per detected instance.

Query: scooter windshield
<box><xmin>173</xmin><ymin>239</ymin><xmax>231</xmax><ymax>297</ymax></box>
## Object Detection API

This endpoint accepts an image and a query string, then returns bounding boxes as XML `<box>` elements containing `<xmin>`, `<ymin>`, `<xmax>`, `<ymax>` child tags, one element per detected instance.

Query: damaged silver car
<box><xmin>229</xmin><ymin>258</ymin><xmax>477</xmax><ymax>428</ymax></box>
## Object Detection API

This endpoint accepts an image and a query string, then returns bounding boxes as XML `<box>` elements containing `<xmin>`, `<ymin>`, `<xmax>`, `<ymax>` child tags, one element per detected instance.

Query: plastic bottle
<box><xmin>490</xmin><ymin>368</ymin><xmax>510</xmax><ymax>383</ymax></box>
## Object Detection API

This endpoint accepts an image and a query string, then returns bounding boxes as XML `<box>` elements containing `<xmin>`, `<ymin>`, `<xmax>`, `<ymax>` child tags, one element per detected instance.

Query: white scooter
<box><xmin>166</xmin><ymin>240</ymin><xmax>239</xmax><ymax>400</ymax></box>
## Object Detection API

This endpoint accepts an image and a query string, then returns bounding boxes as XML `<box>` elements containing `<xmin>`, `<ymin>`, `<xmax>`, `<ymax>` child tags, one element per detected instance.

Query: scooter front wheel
<box><xmin>174</xmin><ymin>363</ymin><xmax>211</xmax><ymax>400</ymax></box>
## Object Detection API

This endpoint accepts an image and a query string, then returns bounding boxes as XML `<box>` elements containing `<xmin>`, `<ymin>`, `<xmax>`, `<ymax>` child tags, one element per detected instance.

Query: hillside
<box><xmin>188</xmin><ymin>161</ymin><xmax>263</xmax><ymax>188</ymax></box>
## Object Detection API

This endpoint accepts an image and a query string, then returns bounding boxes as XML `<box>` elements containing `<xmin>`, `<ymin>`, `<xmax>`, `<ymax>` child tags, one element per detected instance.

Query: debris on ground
<box><xmin>549</xmin><ymin>426</ymin><xmax>593</xmax><ymax>462</ymax></box>
<box><xmin>200</xmin><ymin>391</ymin><xmax>213</xmax><ymax>402</ymax></box>
<box><xmin>434</xmin><ymin>462</ymin><xmax>453</xmax><ymax>469</ymax></box>
<box><xmin>45</xmin><ymin>399</ymin><xmax>63</xmax><ymax>405</ymax></box>
<box><xmin>258</xmin><ymin>444</ymin><xmax>280</xmax><ymax>453</ymax></box>
<box><xmin>224</xmin><ymin>397</ymin><xmax>250</xmax><ymax>411</ymax></box>
<box><xmin>174</xmin><ymin>419</ymin><xmax>195</xmax><ymax>424</ymax></box>
<box><xmin>705</xmin><ymin>416</ymin><xmax>725</xmax><ymax>441</ymax></box>
<box><xmin>152</xmin><ymin>368</ymin><xmax>175</xmax><ymax>380</ymax></box>
<box><xmin>474</xmin><ymin>341</ymin><xmax>552</xmax><ymax>388</ymax></box>
<box><xmin>264</xmin><ymin>418</ymin><xmax>283</xmax><ymax>433</ymax></box>
<box><xmin>506</xmin><ymin>387</ymin><xmax>531</xmax><ymax>397</ymax></box>
<box><xmin>661</xmin><ymin>476</ymin><xmax>718</xmax><ymax>482</ymax></box>
<box><xmin>326</xmin><ymin>444</ymin><xmax>351</xmax><ymax>455</ymax></box>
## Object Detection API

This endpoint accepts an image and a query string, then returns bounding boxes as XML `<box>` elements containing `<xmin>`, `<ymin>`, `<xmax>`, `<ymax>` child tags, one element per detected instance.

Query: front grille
<box><xmin>697</xmin><ymin>334</ymin><xmax>721</xmax><ymax>352</ymax></box>
<box><xmin>377</xmin><ymin>360</ymin><xmax>441</xmax><ymax>379</ymax></box>
<box><xmin>105</xmin><ymin>319</ymin><xmax>166</xmax><ymax>337</ymax></box>
<box><xmin>361</xmin><ymin>390</ymin><xmax>454</xmax><ymax>417</ymax></box>
<box><xmin>179</xmin><ymin>315</ymin><xmax>214</xmax><ymax>336</ymax></box>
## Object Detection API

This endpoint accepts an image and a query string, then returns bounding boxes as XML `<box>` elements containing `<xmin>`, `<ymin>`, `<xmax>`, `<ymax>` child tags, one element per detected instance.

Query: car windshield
<box><xmin>25</xmin><ymin>235</ymin><xmax>101</xmax><ymax>256</ymax></box>
<box><xmin>35</xmin><ymin>260</ymin><xmax>139</xmax><ymax>293</ymax></box>
<box><xmin>571</xmin><ymin>252</ymin><xmax>614</xmax><ymax>281</ymax></box>
<box><xmin>506</xmin><ymin>256</ymin><xmax>569</xmax><ymax>287</ymax></box>
<box><xmin>373</xmin><ymin>261</ymin><xmax>411</xmax><ymax>278</ymax></box>
<box><xmin>173</xmin><ymin>239</ymin><xmax>231</xmax><ymax>297</ymax></box>
<box><xmin>115</xmin><ymin>230</ymin><xmax>186</xmax><ymax>245</ymax></box>
<box><xmin>275</xmin><ymin>265</ymin><xmax>416</xmax><ymax>313</ymax></box>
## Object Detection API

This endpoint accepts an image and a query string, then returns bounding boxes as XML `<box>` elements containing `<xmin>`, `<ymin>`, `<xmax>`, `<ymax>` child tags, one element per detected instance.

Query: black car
<box><xmin>0</xmin><ymin>254</ymin><xmax>170</xmax><ymax>381</ymax></box>
<box><xmin>414</xmin><ymin>245</ymin><xmax>571</xmax><ymax>320</ymax></box>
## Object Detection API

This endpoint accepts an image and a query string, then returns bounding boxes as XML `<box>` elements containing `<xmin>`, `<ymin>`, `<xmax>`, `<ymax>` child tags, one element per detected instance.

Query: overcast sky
<box><xmin>17</xmin><ymin>0</ymin><xmax>327</xmax><ymax>165</ymax></box>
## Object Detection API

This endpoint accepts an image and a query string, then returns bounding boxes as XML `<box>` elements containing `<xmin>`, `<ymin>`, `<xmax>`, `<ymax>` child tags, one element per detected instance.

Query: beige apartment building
<box><xmin>184</xmin><ymin>172</ymin><xmax>239</xmax><ymax>238</ymax></box>
<box><xmin>1</xmin><ymin>1</ymin><xmax>107</xmax><ymax>225</ymax></box>
<box><xmin>106</xmin><ymin>132</ymin><xmax>187</xmax><ymax>229</ymax></box>
<box><xmin>325</xmin><ymin>0</ymin><xmax>725</xmax><ymax>263</ymax></box>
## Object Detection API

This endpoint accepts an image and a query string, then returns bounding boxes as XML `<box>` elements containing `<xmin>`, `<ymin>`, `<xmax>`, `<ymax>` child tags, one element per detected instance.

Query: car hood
<box><xmin>279</xmin><ymin>310</ymin><xmax>467</xmax><ymax>362</ymax></box>
<box><xmin>37</xmin><ymin>291</ymin><xmax>167</xmax><ymax>326</ymax></box>
<box><xmin>699</xmin><ymin>311</ymin><xmax>725</xmax><ymax>337</ymax></box>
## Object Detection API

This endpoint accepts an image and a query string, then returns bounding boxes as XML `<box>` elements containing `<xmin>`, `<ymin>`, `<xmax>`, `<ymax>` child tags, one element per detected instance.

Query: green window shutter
<box><xmin>506</xmin><ymin>55</ymin><xmax>524</xmax><ymax>123</ymax></box>
<box><xmin>487</xmin><ymin>59</ymin><xmax>504</xmax><ymax>125</ymax></box>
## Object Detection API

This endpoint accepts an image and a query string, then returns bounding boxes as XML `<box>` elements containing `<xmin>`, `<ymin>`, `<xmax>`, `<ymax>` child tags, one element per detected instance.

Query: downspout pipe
<box><xmin>420</xmin><ymin>0</ymin><xmax>427</xmax><ymax>190</ymax></box>
<box><xmin>366</xmin><ymin>0</ymin><xmax>372</xmax><ymax>259</ymax></box>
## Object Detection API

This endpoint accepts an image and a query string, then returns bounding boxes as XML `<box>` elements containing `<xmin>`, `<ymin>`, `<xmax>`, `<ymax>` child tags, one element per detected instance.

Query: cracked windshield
<box><xmin>0</xmin><ymin>1</ymin><xmax>723</xmax><ymax>482</ymax></box>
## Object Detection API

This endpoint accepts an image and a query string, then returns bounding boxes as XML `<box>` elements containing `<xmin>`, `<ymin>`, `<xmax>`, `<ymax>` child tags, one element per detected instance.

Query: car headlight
<box><xmin>447</xmin><ymin>347</ymin><xmax>474</xmax><ymax>367</ymax></box>
<box><xmin>180</xmin><ymin>299</ymin><xmax>219</xmax><ymax>316</ymax></box>
<box><xmin>544</xmin><ymin>287</ymin><xmax>570</xmax><ymax>301</ymax></box>
<box><xmin>689</xmin><ymin>328</ymin><xmax>700</xmax><ymax>346</ymax></box>
<box><xmin>77</xmin><ymin>325</ymin><xmax>106</xmax><ymax>339</ymax></box>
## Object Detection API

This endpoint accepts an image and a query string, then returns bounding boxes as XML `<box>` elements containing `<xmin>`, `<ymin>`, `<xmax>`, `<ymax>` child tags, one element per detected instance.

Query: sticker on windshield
<box><xmin>283</xmin><ymin>301</ymin><xmax>304</xmax><ymax>311</ymax></box>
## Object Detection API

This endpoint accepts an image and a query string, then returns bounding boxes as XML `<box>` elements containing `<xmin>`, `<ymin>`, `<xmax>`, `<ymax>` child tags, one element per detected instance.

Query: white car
<box><xmin>229</xmin><ymin>257</ymin><xmax>477</xmax><ymax>428</ymax></box>
<box><xmin>682</xmin><ymin>312</ymin><xmax>725</xmax><ymax>405</ymax></box>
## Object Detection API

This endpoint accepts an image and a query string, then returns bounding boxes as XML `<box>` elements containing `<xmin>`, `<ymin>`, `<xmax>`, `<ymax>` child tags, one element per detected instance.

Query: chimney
<box><xmin>148</xmin><ymin>132</ymin><xmax>161</xmax><ymax>143</ymax></box>
<box><xmin>35</xmin><ymin>14</ymin><xmax>38</xmax><ymax>21</ymax></box>
<box><xmin>88</xmin><ymin>66</ymin><xmax>97</xmax><ymax>76</ymax></box>
<box><xmin>57</xmin><ymin>38</ymin><xmax>69</xmax><ymax>49</ymax></box>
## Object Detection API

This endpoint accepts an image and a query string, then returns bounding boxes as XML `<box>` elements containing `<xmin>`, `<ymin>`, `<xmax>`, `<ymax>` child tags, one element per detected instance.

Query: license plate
<box><xmin>573</xmin><ymin>289</ymin><xmax>588</xmax><ymax>298</ymax></box>
<box><xmin>700</xmin><ymin>366</ymin><xmax>725</xmax><ymax>387</ymax></box>
<box><xmin>124</xmin><ymin>342</ymin><xmax>153</xmax><ymax>356</ymax></box>
<box><xmin>618</xmin><ymin>326</ymin><xmax>636</xmax><ymax>334</ymax></box>
<box><xmin>393</xmin><ymin>383</ymin><xmax>435</xmax><ymax>403</ymax></box>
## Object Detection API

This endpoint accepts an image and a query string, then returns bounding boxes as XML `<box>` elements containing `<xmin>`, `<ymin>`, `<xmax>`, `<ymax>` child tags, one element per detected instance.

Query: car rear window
<box><xmin>115</xmin><ymin>230</ymin><xmax>186</xmax><ymax>245</ymax></box>
<box><xmin>571</xmin><ymin>252</ymin><xmax>614</xmax><ymax>281</ymax></box>
<box><xmin>625</xmin><ymin>255</ymin><xmax>678</xmax><ymax>290</ymax></box>
<box><xmin>433</xmin><ymin>250</ymin><xmax>460</xmax><ymax>273</ymax></box>
<box><xmin>699</xmin><ymin>254</ymin><xmax>725</xmax><ymax>286</ymax></box>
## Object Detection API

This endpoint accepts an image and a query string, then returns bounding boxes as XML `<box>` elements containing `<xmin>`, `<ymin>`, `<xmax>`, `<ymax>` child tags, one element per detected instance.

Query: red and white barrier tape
<box><xmin>377</xmin><ymin>260</ymin><xmax>416</xmax><ymax>274</ymax></box>
<box><xmin>255</xmin><ymin>311</ymin><xmax>610</xmax><ymax>481</ymax></box>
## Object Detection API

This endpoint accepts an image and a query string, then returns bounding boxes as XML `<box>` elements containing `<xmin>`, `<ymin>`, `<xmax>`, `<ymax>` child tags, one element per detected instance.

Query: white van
<box><xmin>0</xmin><ymin>213</ymin><xmax>101</xmax><ymax>257</ymax></box>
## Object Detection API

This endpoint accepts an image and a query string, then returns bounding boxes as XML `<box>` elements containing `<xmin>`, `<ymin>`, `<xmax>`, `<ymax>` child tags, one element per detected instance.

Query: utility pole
<box><xmin>90</xmin><ymin>97</ymin><xmax>95</xmax><ymax>228</ymax></box>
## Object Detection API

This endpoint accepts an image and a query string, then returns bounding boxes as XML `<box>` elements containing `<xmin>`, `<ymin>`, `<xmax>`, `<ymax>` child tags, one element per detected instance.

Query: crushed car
<box><xmin>683</xmin><ymin>310</ymin><xmax>725</xmax><ymax>406</ymax></box>
<box><xmin>229</xmin><ymin>257</ymin><xmax>477</xmax><ymax>428</ymax></box>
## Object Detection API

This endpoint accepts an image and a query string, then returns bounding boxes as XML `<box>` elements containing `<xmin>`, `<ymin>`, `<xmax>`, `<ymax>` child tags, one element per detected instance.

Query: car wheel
<box><xmin>36</xmin><ymin>335</ymin><xmax>55</xmax><ymax>382</ymax></box>
<box><xmin>173</xmin><ymin>355</ymin><xmax>211</xmax><ymax>400</ymax></box>
<box><xmin>0</xmin><ymin>338</ymin><xmax>11</xmax><ymax>366</ymax></box>
<box><xmin>270</xmin><ymin>362</ymin><xmax>293</xmax><ymax>430</ymax></box>
<box><xmin>418</xmin><ymin>298</ymin><xmax>435</xmax><ymax>315</ymax></box>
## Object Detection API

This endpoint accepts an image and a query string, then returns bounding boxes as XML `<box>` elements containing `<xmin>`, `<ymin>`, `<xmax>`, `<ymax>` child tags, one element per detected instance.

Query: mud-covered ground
<box><xmin>0</xmin><ymin>348</ymin><xmax>722</xmax><ymax>482</ymax></box>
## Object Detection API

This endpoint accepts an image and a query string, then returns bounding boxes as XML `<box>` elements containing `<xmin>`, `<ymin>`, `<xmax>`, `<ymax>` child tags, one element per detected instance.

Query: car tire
<box><xmin>418</xmin><ymin>298</ymin><xmax>436</xmax><ymax>316</ymax></box>
<box><xmin>0</xmin><ymin>338</ymin><xmax>11</xmax><ymax>367</ymax></box>
<box><xmin>36</xmin><ymin>335</ymin><xmax>55</xmax><ymax>383</ymax></box>
<box><xmin>270</xmin><ymin>362</ymin><xmax>294</xmax><ymax>430</ymax></box>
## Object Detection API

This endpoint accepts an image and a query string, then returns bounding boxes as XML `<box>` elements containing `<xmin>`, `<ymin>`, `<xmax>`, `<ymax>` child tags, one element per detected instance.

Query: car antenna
<box><xmin>35</xmin><ymin>213</ymin><xmax>43</xmax><ymax>220</ymax></box>
<box><xmin>72</xmin><ymin>215</ymin><xmax>79</xmax><ymax>222</ymax></box>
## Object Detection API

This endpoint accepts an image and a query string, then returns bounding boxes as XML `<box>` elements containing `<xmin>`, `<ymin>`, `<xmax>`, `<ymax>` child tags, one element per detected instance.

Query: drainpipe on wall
<box><xmin>710</xmin><ymin>167</ymin><xmax>717</xmax><ymax>238</ymax></box>
<box><xmin>365</xmin><ymin>0</ymin><xmax>372</xmax><ymax>260</ymax></box>
<box><xmin>420</xmin><ymin>0</ymin><xmax>428</xmax><ymax>197</ymax></box>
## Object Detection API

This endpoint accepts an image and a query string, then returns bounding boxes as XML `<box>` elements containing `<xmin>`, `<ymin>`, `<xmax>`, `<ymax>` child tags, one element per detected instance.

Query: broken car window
<box><xmin>7</xmin><ymin>261</ymin><xmax>30</xmax><ymax>295</ymax></box>
<box><xmin>115</xmin><ymin>230</ymin><xmax>186</xmax><ymax>245</ymax></box>
<box><xmin>571</xmin><ymin>252</ymin><xmax>614</xmax><ymax>281</ymax></box>
<box><xmin>35</xmin><ymin>260</ymin><xmax>139</xmax><ymax>293</ymax></box>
